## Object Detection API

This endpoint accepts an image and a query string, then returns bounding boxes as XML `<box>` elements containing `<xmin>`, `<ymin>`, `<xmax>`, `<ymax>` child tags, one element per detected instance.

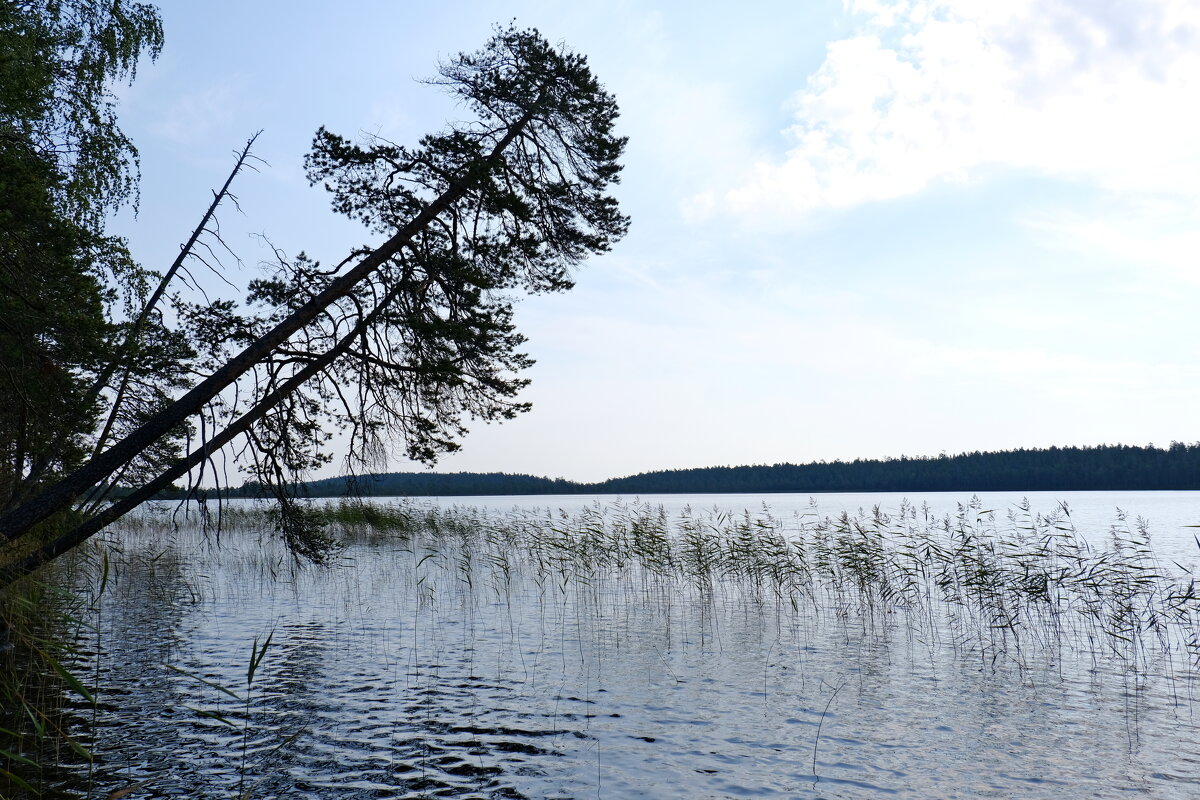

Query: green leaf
<box><xmin>66</xmin><ymin>735</ymin><xmax>93</xmax><ymax>761</ymax></box>
<box><xmin>164</xmin><ymin>664</ymin><xmax>242</xmax><ymax>701</ymax></box>
<box><xmin>0</xmin><ymin>747</ymin><xmax>38</xmax><ymax>767</ymax></box>
<box><xmin>45</xmin><ymin>651</ymin><xmax>95</xmax><ymax>704</ymax></box>
<box><xmin>188</xmin><ymin>707</ymin><xmax>237</xmax><ymax>728</ymax></box>
<box><xmin>0</xmin><ymin>767</ymin><xmax>37</xmax><ymax>793</ymax></box>
<box><xmin>247</xmin><ymin>630</ymin><xmax>274</xmax><ymax>687</ymax></box>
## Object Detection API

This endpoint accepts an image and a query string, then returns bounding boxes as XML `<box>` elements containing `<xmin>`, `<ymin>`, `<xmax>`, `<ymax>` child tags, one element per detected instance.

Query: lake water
<box><xmin>18</xmin><ymin>491</ymin><xmax>1200</xmax><ymax>798</ymax></box>
<box><xmin>423</xmin><ymin>489</ymin><xmax>1200</xmax><ymax>570</ymax></box>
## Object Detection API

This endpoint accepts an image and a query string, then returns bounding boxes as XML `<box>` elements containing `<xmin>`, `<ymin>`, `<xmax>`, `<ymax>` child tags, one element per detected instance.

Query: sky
<box><xmin>110</xmin><ymin>0</ymin><xmax>1200</xmax><ymax>483</ymax></box>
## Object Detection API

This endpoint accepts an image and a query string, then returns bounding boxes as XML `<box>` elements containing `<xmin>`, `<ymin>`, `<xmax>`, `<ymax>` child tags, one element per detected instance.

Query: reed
<box><xmin>276</xmin><ymin>496</ymin><xmax>1200</xmax><ymax>671</ymax></box>
<box><xmin>117</xmin><ymin>495</ymin><xmax>1198</xmax><ymax>670</ymax></box>
<box><xmin>9</xmin><ymin>495</ymin><xmax>1198</xmax><ymax>797</ymax></box>
<box><xmin>0</xmin><ymin>546</ymin><xmax>106</xmax><ymax>798</ymax></box>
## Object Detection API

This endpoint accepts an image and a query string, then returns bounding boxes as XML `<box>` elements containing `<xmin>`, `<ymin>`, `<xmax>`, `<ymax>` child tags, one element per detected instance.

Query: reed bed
<box><xmin>475</xmin><ymin>498</ymin><xmax>1197</xmax><ymax>668</ymax></box>
<box><xmin>124</xmin><ymin>495</ymin><xmax>1200</xmax><ymax>674</ymax></box>
<box><xmin>0</xmin><ymin>548</ymin><xmax>111</xmax><ymax>799</ymax></box>
<box><xmin>7</xmin><ymin>495</ymin><xmax>1199</xmax><ymax>797</ymax></box>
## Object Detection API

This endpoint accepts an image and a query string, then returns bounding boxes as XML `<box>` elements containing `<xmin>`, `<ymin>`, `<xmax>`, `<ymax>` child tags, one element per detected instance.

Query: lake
<box><xmin>16</xmin><ymin>490</ymin><xmax>1200</xmax><ymax>798</ymax></box>
<box><xmin>424</xmin><ymin>489</ymin><xmax>1200</xmax><ymax>570</ymax></box>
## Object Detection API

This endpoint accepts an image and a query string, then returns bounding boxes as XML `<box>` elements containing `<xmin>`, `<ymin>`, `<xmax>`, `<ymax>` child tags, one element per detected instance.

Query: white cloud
<box><xmin>706</xmin><ymin>0</ymin><xmax>1200</xmax><ymax>220</ymax></box>
<box><xmin>151</xmin><ymin>86</ymin><xmax>235</xmax><ymax>145</ymax></box>
<box><xmin>1025</xmin><ymin>207</ymin><xmax>1200</xmax><ymax>285</ymax></box>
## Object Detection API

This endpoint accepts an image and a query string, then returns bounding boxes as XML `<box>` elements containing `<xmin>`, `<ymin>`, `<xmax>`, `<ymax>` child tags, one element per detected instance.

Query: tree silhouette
<box><xmin>0</xmin><ymin>25</ymin><xmax>628</xmax><ymax>583</ymax></box>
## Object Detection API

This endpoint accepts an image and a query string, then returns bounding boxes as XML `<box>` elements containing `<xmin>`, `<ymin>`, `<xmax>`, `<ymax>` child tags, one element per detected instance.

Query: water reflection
<box><xmin>15</xmin><ymin>504</ymin><xmax>1200</xmax><ymax>798</ymax></box>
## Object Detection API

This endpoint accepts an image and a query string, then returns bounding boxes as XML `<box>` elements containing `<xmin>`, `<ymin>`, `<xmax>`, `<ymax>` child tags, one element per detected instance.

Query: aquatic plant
<box><xmin>0</xmin><ymin>551</ymin><xmax>105</xmax><ymax>798</ymax></box>
<box><xmin>297</xmin><ymin>495</ymin><xmax>1200</xmax><ymax>672</ymax></box>
<box><xmin>9</xmin><ymin>495</ymin><xmax>1200</xmax><ymax>797</ymax></box>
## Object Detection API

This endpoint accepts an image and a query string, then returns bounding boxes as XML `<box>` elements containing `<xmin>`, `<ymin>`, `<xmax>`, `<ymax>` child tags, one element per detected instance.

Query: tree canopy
<box><xmin>220</xmin><ymin>442</ymin><xmax>1200</xmax><ymax>499</ymax></box>
<box><xmin>0</xmin><ymin>20</ymin><xmax>628</xmax><ymax>584</ymax></box>
<box><xmin>1</xmin><ymin>0</ymin><xmax>162</xmax><ymax>226</ymax></box>
<box><xmin>0</xmin><ymin>0</ymin><xmax>177</xmax><ymax>515</ymax></box>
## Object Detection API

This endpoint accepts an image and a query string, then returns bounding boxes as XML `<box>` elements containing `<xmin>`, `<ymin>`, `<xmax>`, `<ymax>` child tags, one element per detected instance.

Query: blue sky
<box><xmin>111</xmin><ymin>1</ymin><xmax>1200</xmax><ymax>482</ymax></box>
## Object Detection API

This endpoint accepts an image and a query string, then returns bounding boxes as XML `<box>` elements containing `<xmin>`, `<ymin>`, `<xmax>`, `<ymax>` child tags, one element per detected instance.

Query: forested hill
<box><xmin>591</xmin><ymin>443</ymin><xmax>1200</xmax><ymax>494</ymax></box>
<box><xmin>252</xmin><ymin>443</ymin><xmax>1200</xmax><ymax>497</ymax></box>
<box><xmin>275</xmin><ymin>472</ymin><xmax>582</xmax><ymax>498</ymax></box>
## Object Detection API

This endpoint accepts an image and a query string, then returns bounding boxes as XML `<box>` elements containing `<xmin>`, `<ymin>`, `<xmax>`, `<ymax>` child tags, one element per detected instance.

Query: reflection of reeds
<box><xmin>271</xmin><ymin>496</ymin><xmax>1200</xmax><ymax>672</ymax></box>
<box><xmin>105</xmin><ymin>496</ymin><xmax>1200</xmax><ymax>672</ymax></box>
<box><xmin>9</xmin><ymin>495</ymin><xmax>1200</xmax><ymax>797</ymax></box>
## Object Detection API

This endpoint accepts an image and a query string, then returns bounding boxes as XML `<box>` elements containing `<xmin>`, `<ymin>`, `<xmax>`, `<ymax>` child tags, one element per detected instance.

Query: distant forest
<box><xmin>225</xmin><ymin>443</ymin><xmax>1200</xmax><ymax>497</ymax></box>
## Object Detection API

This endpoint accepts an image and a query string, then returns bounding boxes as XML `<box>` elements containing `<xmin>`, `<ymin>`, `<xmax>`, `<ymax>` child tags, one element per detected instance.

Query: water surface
<box><xmin>31</xmin><ymin>492</ymin><xmax>1200</xmax><ymax>798</ymax></box>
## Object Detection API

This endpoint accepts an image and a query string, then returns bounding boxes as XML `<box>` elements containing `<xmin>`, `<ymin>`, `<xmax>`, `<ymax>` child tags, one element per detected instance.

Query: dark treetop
<box><xmin>224</xmin><ymin>442</ymin><xmax>1200</xmax><ymax>498</ymax></box>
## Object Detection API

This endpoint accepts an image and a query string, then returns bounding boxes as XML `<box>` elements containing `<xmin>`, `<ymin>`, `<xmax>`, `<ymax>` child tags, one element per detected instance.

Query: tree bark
<box><xmin>0</xmin><ymin>271</ymin><xmax>409</xmax><ymax>585</ymax></box>
<box><xmin>0</xmin><ymin>112</ymin><xmax>532</xmax><ymax>545</ymax></box>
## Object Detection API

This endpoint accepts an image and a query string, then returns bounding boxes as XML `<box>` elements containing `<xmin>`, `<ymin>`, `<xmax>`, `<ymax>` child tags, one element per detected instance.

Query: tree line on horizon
<box><xmin>219</xmin><ymin>442</ymin><xmax>1200</xmax><ymax>498</ymax></box>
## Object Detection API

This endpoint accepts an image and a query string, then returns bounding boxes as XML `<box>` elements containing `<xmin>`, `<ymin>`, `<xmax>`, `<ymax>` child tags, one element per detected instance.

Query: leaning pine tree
<box><xmin>0</xmin><ymin>25</ymin><xmax>628</xmax><ymax>584</ymax></box>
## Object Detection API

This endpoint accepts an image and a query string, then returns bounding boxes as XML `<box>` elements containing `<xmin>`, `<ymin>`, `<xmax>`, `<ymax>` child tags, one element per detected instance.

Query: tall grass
<box><xmin>100</xmin><ymin>496</ymin><xmax>1200</xmax><ymax>673</ymax></box>
<box><xmin>0</xmin><ymin>548</ymin><xmax>107</xmax><ymax>798</ymax></box>
<box><xmin>7</xmin><ymin>494</ymin><xmax>1199</xmax><ymax>797</ymax></box>
<box><xmin>291</xmin><ymin>496</ymin><xmax>1200</xmax><ymax>673</ymax></box>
